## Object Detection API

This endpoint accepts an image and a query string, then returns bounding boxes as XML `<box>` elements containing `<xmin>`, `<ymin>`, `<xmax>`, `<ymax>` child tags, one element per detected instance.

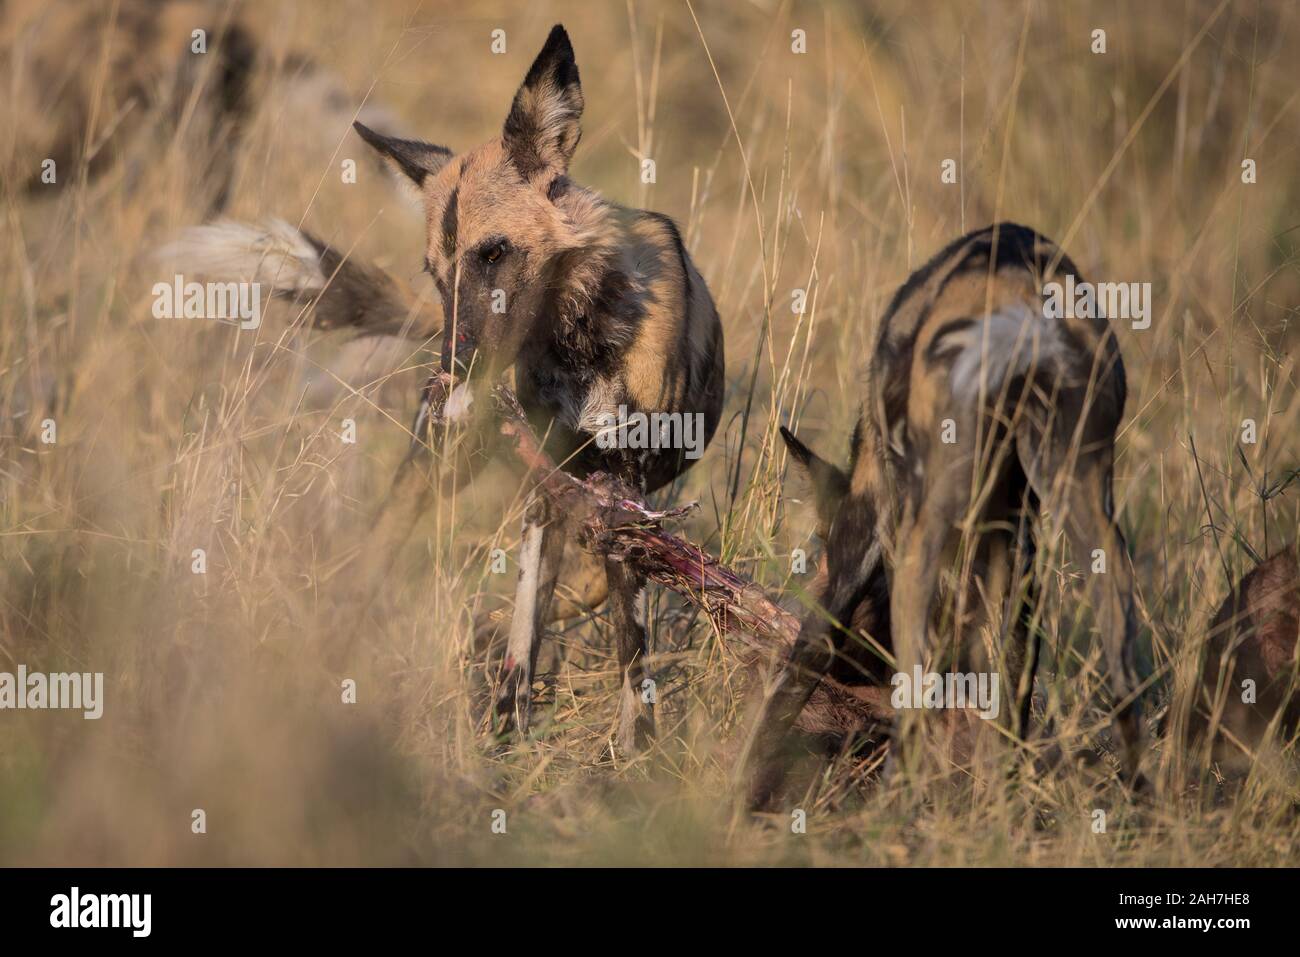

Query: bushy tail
<box><xmin>153</xmin><ymin>218</ymin><xmax>438</xmax><ymax>339</ymax></box>
<box><xmin>936</xmin><ymin>302</ymin><xmax>1081</xmax><ymax>403</ymax></box>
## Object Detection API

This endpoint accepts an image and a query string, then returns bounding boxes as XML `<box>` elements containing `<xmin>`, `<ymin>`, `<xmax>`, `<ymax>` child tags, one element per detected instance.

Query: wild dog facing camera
<box><xmin>352</xmin><ymin>25</ymin><xmax>591</xmax><ymax>388</ymax></box>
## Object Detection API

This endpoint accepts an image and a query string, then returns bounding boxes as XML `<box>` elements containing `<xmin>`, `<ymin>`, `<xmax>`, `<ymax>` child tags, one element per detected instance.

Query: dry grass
<box><xmin>3</xmin><ymin>0</ymin><xmax>1300</xmax><ymax>866</ymax></box>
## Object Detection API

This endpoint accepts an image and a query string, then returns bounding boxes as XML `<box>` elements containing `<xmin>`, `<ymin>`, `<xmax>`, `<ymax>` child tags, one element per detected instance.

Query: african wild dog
<box><xmin>740</xmin><ymin>222</ymin><xmax>1144</xmax><ymax>807</ymax></box>
<box><xmin>1184</xmin><ymin>546</ymin><xmax>1300</xmax><ymax>774</ymax></box>
<box><xmin>2</xmin><ymin>0</ymin><xmax>399</xmax><ymax>212</ymax></box>
<box><xmin>353</xmin><ymin>25</ymin><xmax>725</xmax><ymax>751</ymax></box>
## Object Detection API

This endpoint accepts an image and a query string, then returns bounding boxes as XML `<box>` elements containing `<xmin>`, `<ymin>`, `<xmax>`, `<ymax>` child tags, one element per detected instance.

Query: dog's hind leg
<box><xmin>1017</xmin><ymin>417</ymin><xmax>1144</xmax><ymax>784</ymax></box>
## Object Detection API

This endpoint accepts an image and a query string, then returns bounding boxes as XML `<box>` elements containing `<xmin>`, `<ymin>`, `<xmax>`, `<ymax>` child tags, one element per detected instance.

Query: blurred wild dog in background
<box><xmin>1</xmin><ymin>0</ymin><xmax>399</xmax><ymax>213</ymax></box>
<box><xmin>742</xmin><ymin>222</ymin><xmax>1145</xmax><ymax>808</ymax></box>
<box><xmin>344</xmin><ymin>25</ymin><xmax>726</xmax><ymax>751</ymax></box>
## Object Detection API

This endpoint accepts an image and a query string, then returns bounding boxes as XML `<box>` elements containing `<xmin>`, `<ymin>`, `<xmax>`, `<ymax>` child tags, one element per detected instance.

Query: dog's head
<box><xmin>355</xmin><ymin>25</ymin><xmax>603</xmax><ymax>383</ymax></box>
<box><xmin>780</xmin><ymin>425</ymin><xmax>850</xmax><ymax>545</ymax></box>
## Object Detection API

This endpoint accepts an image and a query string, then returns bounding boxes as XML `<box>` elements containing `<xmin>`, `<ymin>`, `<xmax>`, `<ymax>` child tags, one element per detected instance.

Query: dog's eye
<box><xmin>481</xmin><ymin>242</ymin><xmax>507</xmax><ymax>264</ymax></box>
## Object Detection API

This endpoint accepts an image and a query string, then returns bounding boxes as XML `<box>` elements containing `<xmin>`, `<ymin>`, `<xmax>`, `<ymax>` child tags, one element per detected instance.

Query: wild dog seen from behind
<box><xmin>353</xmin><ymin>25</ymin><xmax>724</xmax><ymax>751</ymax></box>
<box><xmin>741</xmin><ymin>223</ymin><xmax>1145</xmax><ymax>807</ymax></box>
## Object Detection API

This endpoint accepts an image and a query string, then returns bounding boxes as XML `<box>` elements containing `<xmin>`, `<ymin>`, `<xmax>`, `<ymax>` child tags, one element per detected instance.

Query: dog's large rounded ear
<box><xmin>353</xmin><ymin>122</ymin><xmax>451</xmax><ymax>187</ymax></box>
<box><xmin>502</xmin><ymin>24</ymin><xmax>583</xmax><ymax>181</ymax></box>
<box><xmin>780</xmin><ymin>425</ymin><xmax>849</xmax><ymax>536</ymax></box>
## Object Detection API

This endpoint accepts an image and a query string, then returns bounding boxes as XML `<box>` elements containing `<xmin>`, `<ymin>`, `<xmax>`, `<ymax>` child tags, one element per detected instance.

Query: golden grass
<box><xmin>2</xmin><ymin>0</ymin><xmax>1300</xmax><ymax>865</ymax></box>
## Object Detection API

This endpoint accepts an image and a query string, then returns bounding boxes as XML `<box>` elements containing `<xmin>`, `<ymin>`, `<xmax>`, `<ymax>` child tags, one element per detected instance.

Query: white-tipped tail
<box><xmin>154</xmin><ymin>218</ymin><xmax>436</xmax><ymax>339</ymax></box>
<box><xmin>942</xmin><ymin>302</ymin><xmax>1078</xmax><ymax>402</ymax></box>
<box><xmin>154</xmin><ymin>218</ymin><xmax>327</xmax><ymax>297</ymax></box>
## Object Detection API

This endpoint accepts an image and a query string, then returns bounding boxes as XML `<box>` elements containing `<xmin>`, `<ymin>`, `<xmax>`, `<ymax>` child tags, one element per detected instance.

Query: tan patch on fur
<box><xmin>623</xmin><ymin>216</ymin><xmax>687</xmax><ymax>411</ymax></box>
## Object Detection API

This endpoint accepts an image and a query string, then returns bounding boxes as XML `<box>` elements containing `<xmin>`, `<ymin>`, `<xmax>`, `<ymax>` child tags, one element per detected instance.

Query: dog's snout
<box><xmin>440</xmin><ymin>334</ymin><xmax>476</xmax><ymax>374</ymax></box>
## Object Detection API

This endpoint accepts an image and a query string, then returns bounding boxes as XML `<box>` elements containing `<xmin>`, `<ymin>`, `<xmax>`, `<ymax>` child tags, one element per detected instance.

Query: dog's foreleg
<box><xmin>498</xmin><ymin>495</ymin><xmax>564</xmax><ymax>737</ymax></box>
<box><xmin>606</xmin><ymin>558</ymin><xmax>655</xmax><ymax>753</ymax></box>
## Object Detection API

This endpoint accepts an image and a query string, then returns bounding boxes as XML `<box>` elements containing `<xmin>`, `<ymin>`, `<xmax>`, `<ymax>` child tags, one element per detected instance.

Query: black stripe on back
<box><xmin>441</xmin><ymin>184</ymin><xmax>460</xmax><ymax>261</ymax></box>
<box><xmin>880</xmin><ymin>222</ymin><xmax>1051</xmax><ymax>323</ymax></box>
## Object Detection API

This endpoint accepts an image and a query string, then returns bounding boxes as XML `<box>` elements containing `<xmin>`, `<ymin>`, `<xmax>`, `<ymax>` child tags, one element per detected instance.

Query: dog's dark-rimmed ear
<box><xmin>502</xmin><ymin>24</ymin><xmax>583</xmax><ymax>181</ymax></box>
<box><xmin>353</xmin><ymin>122</ymin><xmax>452</xmax><ymax>187</ymax></box>
<box><xmin>780</xmin><ymin>425</ymin><xmax>849</xmax><ymax>536</ymax></box>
